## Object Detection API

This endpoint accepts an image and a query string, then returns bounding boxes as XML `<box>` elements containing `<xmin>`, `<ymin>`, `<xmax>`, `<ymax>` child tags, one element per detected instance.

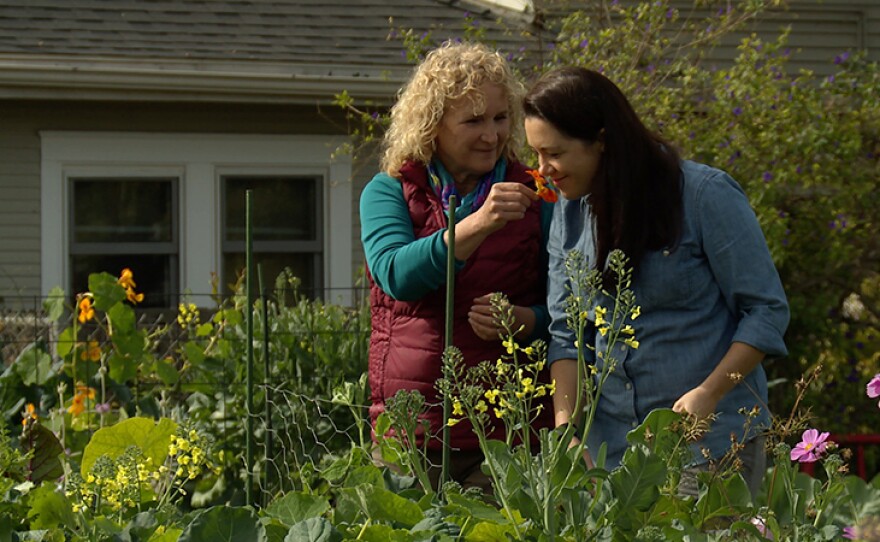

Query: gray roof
<box><xmin>0</xmin><ymin>0</ymin><xmax>539</xmax><ymax>103</ymax></box>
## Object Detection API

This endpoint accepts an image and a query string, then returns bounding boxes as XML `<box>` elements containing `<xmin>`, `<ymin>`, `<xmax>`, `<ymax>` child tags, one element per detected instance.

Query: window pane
<box><xmin>223</xmin><ymin>253</ymin><xmax>316</xmax><ymax>299</ymax></box>
<box><xmin>73</xmin><ymin>179</ymin><xmax>174</xmax><ymax>243</ymax></box>
<box><xmin>71</xmin><ymin>255</ymin><xmax>174</xmax><ymax>309</ymax></box>
<box><xmin>224</xmin><ymin>176</ymin><xmax>318</xmax><ymax>242</ymax></box>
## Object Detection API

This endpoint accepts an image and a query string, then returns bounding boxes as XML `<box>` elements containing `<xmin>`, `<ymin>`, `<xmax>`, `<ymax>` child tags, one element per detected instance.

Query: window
<box><xmin>41</xmin><ymin>132</ymin><xmax>353</xmax><ymax>308</ymax></box>
<box><xmin>222</xmin><ymin>174</ymin><xmax>322</xmax><ymax>297</ymax></box>
<box><xmin>70</xmin><ymin>177</ymin><xmax>179</xmax><ymax>308</ymax></box>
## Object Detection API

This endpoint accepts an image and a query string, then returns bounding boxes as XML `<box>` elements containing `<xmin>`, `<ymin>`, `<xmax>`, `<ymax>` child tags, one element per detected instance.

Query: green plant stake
<box><xmin>440</xmin><ymin>195</ymin><xmax>457</xmax><ymax>494</ymax></box>
<box><xmin>245</xmin><ymin>189</ymin><xmax>255</xmax><ymax>507</ymax></box>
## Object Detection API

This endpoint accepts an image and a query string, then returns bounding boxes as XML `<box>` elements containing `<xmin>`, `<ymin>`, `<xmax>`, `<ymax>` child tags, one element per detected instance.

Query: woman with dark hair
<box><xmin>523</xmin><ymin>66</ymin><xmax>789</xmax><ymax>497</ymax></box>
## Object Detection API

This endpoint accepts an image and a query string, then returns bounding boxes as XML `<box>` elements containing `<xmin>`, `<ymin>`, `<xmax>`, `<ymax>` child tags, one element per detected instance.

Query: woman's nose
<box><xmin>538</xmin><ymin>161</ymin><xmax>554</xmax><ymax>177</ymax></box>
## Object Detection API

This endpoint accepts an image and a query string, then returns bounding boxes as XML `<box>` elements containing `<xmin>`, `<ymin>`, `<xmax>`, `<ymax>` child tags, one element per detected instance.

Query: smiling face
<box><xmin>434</xmin><ymin>83</ymin><xmax>510</xmax><ymax>190</ymax></box>
<box><xmin>525</xmin><ymin>116</ymin><xmax>604</xmax><ymax>200</ymax></box>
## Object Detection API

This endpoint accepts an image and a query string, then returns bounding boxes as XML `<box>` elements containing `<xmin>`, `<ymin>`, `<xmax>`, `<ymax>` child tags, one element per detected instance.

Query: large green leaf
<box><xmin>107</xmin><ymin>302</ymin><xmax>136</xmax><ymax>334</ymax></box>
<box><xmin>22</xmin><ymin>424</ymin><xmax>65</xmax><ymax>482</ymax></box>
<box><xmin>88</xmin><ymin>272</ymin><xmax>126</xmax><ymax>311</ymax></box>
<box><xmin>42</xmin><ymin>286</ymin><xmax>66</xmax><ymax>322</ymax></box>
<box><xmin>13</xmin><ymin>344</ymin><xmax>54</xmax><ymax>386</ymax></box>
<box><xmin>608</xmin><ymin>445</ymin><xmax>666</xmax><ymax>533</ymax></box>
<box><xmin>81</xmin><ymin>417</ymin><xmax>177</xmax><ymax>475</ymax></box>
<box><xmin>264</xmin><ymin>492</ymin><xmax>330</xmax><ymax>526</ymax></box>
<box><xmin>178</xmin><ymin>506</ymin><xmax>266</xmax><ymax>542</ymax></box>
<box><xmin>25</xmin><ymin>483</ymin><xmax>76</xmax><ymax>530</ymax></box>
<box><xmin>694</xmin><ymin>472</ymin><xmax>751</xmax><ymax>528</ymax></box>
<box><xmin>337</xmin><ymin>483</ymin><xmax>423</xmax><ymax>528</ymax></box>
<box><xmin>284</xmin><ymin>517</ymin><xmax>342</xmax><ymax>542</ymax></box>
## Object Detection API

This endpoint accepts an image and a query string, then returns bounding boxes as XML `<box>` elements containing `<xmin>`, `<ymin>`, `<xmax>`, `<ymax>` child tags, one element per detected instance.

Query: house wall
<box><xmin>0</xmin><ymin>100</ymin><xmax>373</xmax><ymax>307</ymax></box>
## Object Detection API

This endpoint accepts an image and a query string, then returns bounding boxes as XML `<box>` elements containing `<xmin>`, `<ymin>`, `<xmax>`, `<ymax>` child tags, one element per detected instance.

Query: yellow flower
<box><xmin>624</xmin><ymin>337</ymin><xmax>640</xmax><ymax>349</ymax></box>
<box><xmin>621</xmin><ymin>325</ymin><xmax>635</xmax><ymax>335</ymax></box>
<box><xmin>77</xmin><ymin>296</ymin><xmax>95</xmax><ymax>324</ymax></box>
<box><xmin>502</xmin><ymin>338</ymin><xmax>516</xmax><ymax>354</ymax></box>
<box><xmin>452</xmin><ymin>400</ymin><xmax>463</xmax><ymax>416</ymax></box>
<box><xmin>447</xmin><ymin>417</ymin><xmax>462</xmax><ymax>427</ymax></box>
<box><xmin>484</xmin><ymin>389</ymin><xmax>500</xmax><ymax>404</ymax></box>
<box><xmin>476</xmin><ymin>400</ymin><xmax>488</xmax><ymax>413</ymax></box>
<box><xmin>595</xmin><ymin>306</ymin><xmax>607</xmax><ymax>326</ymax></box>
<box><xmin>521</xmin><ymin>377</ymin><xmax>535</xmax><ymax>394</ymax></box>
<box><xmin>547</xmin><ymin>380</ymin><xmax>557</xmax><ymax>396</ymax></box>
<box><xmin>598</xmin><ymin>325</ymin><xmax>610</xmax><ymax>337</ymax></box>
<box><xmin>523</xmin><ymin>346</ymin><xmax>534</xmax><ymax>356</ymax></box>
<box><xmin>631</xmin><ymin>306</ymin><xmax>641</xmax><ymax>320</ymax></box>
<box><xmin>493</xmin><ymin>408</ymin><xmax>506</xmax><ymax>419</ymax></box>
<box><xmin>117</xmin><ymin>268</ymin><xmax>137</xmax><ymax>290</ymax></box>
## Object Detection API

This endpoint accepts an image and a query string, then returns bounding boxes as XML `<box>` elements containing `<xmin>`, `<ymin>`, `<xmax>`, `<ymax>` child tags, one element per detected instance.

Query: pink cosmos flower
<box><xmin>790</xmin><ymin>428</ymin><xmax>830</xmax><ymax>463</ymax></box>
<box><xmin>867</xmin><ymin>373</ymin><xmax>880</xmax><ymax>408</ymax></box>
<box><xmin>842</xmin><ymin>525</ymin><xmax>856</xmax><ymax>540</ymax></box>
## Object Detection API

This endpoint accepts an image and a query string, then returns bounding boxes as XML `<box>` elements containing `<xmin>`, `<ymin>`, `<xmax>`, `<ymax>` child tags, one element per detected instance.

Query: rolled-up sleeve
<box><xmin>697</xmin><ymin>171</ymin><xmax>790</xmax><ymax>357</ymax></box>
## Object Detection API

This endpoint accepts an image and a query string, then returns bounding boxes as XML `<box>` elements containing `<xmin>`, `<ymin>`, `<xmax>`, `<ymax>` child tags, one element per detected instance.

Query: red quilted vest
<box><xmin>367</xmin><ymin>160</ymin><xmax>553</xmax><ymax>451</ymax></box>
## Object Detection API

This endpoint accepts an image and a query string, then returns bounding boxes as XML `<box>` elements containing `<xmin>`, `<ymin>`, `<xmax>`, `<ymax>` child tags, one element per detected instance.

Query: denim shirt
<box><xmin>546</xmin><ymin>160</ymin><xmax>790</xmax><ymax>468</ymax></box>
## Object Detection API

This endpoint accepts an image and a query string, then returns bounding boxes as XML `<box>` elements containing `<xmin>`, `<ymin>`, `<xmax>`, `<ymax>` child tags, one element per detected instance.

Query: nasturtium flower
<box><xmin>526</xmin><ymin>169</ymin><xmax>559</xmax><ymax>203</ymax></box>
<box><xmin>790</xmin><ymin>428</ymin><xmax>830</xmax><ymax>463</ymax></box>
<box><xmin>867</xmin><ymin>373</ymin><xmax>880</xmax><ymax>408</ymax></box>
<box><xmin>118</xmin><ymin>268</ymin><xmax>137</xmax><ymax>290</ymax></box>
<box><xmin>78</xmin><ymin>296</ymin><xmax>95</xmax><ymax>324</ymax></box>
<box><xmin>21</xmin><ymin>403</ymin><xmax>38</xmax><ymax>426</ymax></box>
<box><xmin>68</xmin><ymin>385</ymin><xmax>97</xmax><ymax>416</ymax></box>
<box><xmin>125</xmin><ymin>287</ymin><xmax>144</xmax><ymax>304</ymax></box>
<box><xmin>80</xmin><ymin>340</ymin><xmax>101</xmax><ymax>362</ymax></box>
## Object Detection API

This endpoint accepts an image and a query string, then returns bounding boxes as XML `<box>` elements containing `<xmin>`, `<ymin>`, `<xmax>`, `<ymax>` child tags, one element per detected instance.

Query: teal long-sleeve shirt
<box><xmin>359</xmin><ymin>171</ymin><xmax>553</xmax><ymax>342</ymax></box>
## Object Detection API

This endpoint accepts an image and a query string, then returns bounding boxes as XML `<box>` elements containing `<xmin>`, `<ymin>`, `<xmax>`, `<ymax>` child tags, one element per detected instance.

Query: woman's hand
<box><xmin>446</xmin><ymin>182</ymin><xmax>538</xmax><ymax>261</ymax></box>
<box><xmin>468</xmin><ymin>294</ymin><xmax>537</xmax><ymax>341</ymax></box>
<box><xmin>471</xmin><ymin>181</ymin><xmax>538</xmax><ymax>234</ymax></box>
<box><xmin>672</xmin><ymin>385</ymin><xmax>720</xmax><ymax>423</ymax></box>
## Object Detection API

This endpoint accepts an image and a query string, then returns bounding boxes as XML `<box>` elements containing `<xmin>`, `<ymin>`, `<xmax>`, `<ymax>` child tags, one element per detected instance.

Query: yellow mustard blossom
<box><xmin>621</xmin><ymin>325</ymin><xmax>635</xmax><ymax>335</ymax></box>
<box><xmin>502</xmin><ymin>338</ymin><xmax>516</xmax><ymax>354</ymax></box>
<box><xmin>77</xmin><ymin>296</ymin><xmax>95</xmax><ymax>324</ymax></box>
<box><xmin>447</xmin><ymin>417</ymin><xmax>462</xmax><ymax>427</ymax></box>
<box><xmin>485</xmin><ymin>389</ymin><xmax>500</xmax><ymax>404</ymax></box>
<box><xmin>494</xmin><ymin>407</ymin><xmax>506</xmax><ymax>419</ymax></box>
<box><xmin>598</xmin><ymin>325</ymin><xmax>610</xmax><ymax>337</ymax></box>
<box><xmin>452</xmin><ymin>400</ymin><xmax>464</xmax><ymax>416</ymax></box>
<box><xmin>523</xmin><ymin>346</ymin><xmax>534</xmax><ymax>356</ymax></box>
<box><xmin>624</xmin><ymin>337</ymin><xmax>640</xmax><ymax>349</ymax></box>
<box><xmin>631</xmin><ymin>306</ymin><xmax>641</xmax><ymax>320</ymax></box>
<box><xmin>547</xmin><ymin>380</ymin><xmax>557</xmax><ymax>396</ymax></box>
<box><xmin>495</xmin><ymin>358</ymin><xmax>507</xmax><ymax>376</ymax></box>
<box><xmin>595</xmin><ymin>306</ymin><xmax>607</xmax><ymax>326</ymax></box>
<box><xmin>521</xmin><ymin>377</ymin><xmax>535</xmax><ymax>394</ymax></box>
<box><xmin>476</xmin><ymin>400</ymin><xmax>488</xmax><ymax>413</ymax></box>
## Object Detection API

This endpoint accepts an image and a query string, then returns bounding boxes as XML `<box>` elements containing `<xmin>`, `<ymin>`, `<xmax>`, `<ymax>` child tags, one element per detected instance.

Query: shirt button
<box><xmin>631</xmin><ymin>420</ymin><xmax>638</xmax><ymax>428</ymax></box>
<box><xmin>625</xmin><ymin>382</ymin><xmax>632</xmax><ymax>390</ymax></box>
<box><xmin>662</xmin><ymin>249</ymin><xmax>670</xmax><ymax>256</ymax></box>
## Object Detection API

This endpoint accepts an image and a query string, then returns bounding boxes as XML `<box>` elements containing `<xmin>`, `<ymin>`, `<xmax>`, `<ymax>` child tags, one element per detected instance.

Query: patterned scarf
<box><xmin>427</xmin><ymin>158</ymin><xmax>507</xmax><ymax>216</ymax></box>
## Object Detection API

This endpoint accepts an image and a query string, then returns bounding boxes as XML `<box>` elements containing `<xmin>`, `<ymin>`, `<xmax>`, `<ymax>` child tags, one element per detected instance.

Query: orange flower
<box><xmin>79</xmin><ymin>340</ymin><xmax>101</xmax><ymax>362</ymax></box>
<box><xmin>125</xmin><ymin>288</ymin><xmax>144</xmax><ymax>304</ymax></box>
<box><xmin>77</xmin><ymin>296</ymin><xmax>95</xmax><ymax>324</ymax></box>
<box><xmin>118</xmin><ymin>268</ymin><xmax>144</xmax><ymax>304</ymax></box>
<box><xmin>526</xmin><ymin>169</ymin><xmax>558</xmax><ymax>203</ymax></box>
<box><xmin>118</xmin><ymin>268</ymin><xmax>137</xmax><ymax>290</ymax></box>
<box><xmin>21</xmin><ymin>403</ymin><xmax>38</xmax><ymax>426</ymax></box>
<box><xmin>68</xmin><ymin>386</ymin><xmax>96</xmax><ymax>416</ymax></box>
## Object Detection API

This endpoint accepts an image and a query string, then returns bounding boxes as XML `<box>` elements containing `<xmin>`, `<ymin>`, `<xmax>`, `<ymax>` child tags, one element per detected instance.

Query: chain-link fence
<box><xmin>1</xmin><ymin>285</ymin><xmax>371</xmax><ymax>508</ymax></box>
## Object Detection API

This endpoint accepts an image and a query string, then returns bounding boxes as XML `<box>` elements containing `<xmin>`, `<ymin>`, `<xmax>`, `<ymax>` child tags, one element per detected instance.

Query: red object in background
<box><xmin>799</xmin><ymin>434</ymin><xmax>880</xmax><ymax>479</ymax></box>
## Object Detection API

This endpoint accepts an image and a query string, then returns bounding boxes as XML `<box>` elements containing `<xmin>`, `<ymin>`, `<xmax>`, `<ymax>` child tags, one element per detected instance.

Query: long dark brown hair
<box><xmin>523</xmin><ymin>67</ymin><xmax>683</xmax><ymax>278</ymax></box>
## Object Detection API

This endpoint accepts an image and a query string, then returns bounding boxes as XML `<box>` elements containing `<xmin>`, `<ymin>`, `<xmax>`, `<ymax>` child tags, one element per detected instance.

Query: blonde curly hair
<box><xmin>380</xmin><ymin>41</ymin><xmax>524</xmax><ymax>177</ymax></box>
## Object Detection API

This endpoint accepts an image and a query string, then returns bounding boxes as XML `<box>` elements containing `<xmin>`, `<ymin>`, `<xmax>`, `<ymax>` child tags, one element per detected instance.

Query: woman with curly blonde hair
<box><xmin>360</xmin><ymin>40</ymin><xmax>554</xmax><ymax>492</ymax></box>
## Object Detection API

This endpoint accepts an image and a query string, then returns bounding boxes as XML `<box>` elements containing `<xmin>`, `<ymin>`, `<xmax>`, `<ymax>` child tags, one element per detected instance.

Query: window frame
<box><xmin>40</xmin><ymin>132</ymin><xmax>353</xmax><ymax>307</ymax></box>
